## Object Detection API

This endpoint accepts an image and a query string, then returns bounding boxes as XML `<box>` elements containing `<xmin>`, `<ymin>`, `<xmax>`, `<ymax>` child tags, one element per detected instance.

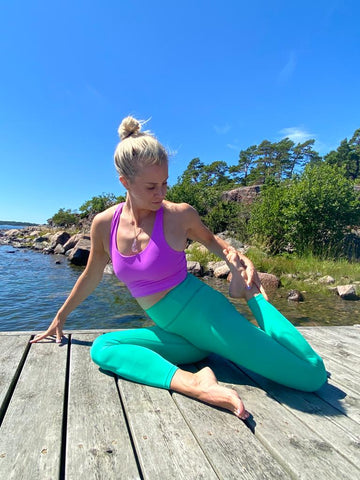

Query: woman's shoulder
<box><xmin>162</xmin><ymin>201</ymin><xmax>200</xmax><ymax>228</ymax></box>
<box><xmin>163</xmin><ymin>200</ymin><xmax>196</xmax><ymax>216</ymax></box>
<box><xmin>91</xmin><ymin>204</ymin><xmax>120</xmax><ymax>231</ymax></box>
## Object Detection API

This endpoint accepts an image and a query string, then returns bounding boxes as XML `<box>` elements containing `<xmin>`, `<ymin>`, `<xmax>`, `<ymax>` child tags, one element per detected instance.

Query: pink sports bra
<box><xmin>109</xmin><ymin>203</ymin><xmax>187</xmax><ymax>297</ymax></box>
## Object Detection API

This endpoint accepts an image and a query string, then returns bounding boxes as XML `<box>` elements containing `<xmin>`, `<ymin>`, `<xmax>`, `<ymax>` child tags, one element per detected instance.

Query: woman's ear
<box><xmin>119</xmin><ymin>176</ymin><xmax>129</xmax><ymax>189</ymax></box>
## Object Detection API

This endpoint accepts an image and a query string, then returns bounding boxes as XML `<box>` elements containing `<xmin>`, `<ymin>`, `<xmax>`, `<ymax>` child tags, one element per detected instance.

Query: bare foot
<box><xmin>195</xmin><ymin>367</ymin><xmax>250</xmax><ymax>420</ymax></box>
<box><xmin>223</xmin><ymin>249</ymin><xmax>258</xmax><ymax>302</ymax></box>
<box><xmin>171</xmin><ymin>366</ymin><xmax>249</xmax><ymax>420</ymax></box>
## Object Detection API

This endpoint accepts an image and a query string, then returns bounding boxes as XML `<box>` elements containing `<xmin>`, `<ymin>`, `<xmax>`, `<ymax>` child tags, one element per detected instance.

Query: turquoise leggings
<box><xmin>90</xmin><ymin>274</ymin><xmax>327</xmax><ymax>392</ymax></box>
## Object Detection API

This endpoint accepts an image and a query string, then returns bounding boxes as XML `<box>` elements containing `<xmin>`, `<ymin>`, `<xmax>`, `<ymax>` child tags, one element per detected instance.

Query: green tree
<box><xmin>79</xmin><ymin>193</ymin><xmax>125</xmax><ymax>216</ymax></box>
<box><xmin>325</xmin><ymin>128</ymin><xmax>360</xmax><ymax>181</ymax></box>
<box><xmin>229</xmin><ymin>145</ymin><xmax>257</xmax><ymax>185</ymax></box>
<box><xmin>167</xmin><ymin>158</ymin><xmax>234</xmax><ymax>217</ymax></box>
<box><xmin>48</xmin><ymin>208</ymin><xmax>79</xmax><ymax>227</ymax></box>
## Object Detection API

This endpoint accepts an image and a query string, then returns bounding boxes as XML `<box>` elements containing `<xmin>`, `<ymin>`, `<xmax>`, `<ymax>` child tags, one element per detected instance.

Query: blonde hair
<box><xmin>114</xmin><ymin>116</ymin><xmax>168</xmax><ymax>180</ymax></box>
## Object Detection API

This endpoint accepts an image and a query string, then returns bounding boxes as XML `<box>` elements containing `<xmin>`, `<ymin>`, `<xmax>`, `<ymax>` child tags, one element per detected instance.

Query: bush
<box><xmin>48</xmin><ymin>208</ymin><xmax>79</xmax><ymax>227</ymax></box>
<box><xmin>249</xmin><ymin>163</ymin><xmax>360</xmax><ymax>257</ymax></box>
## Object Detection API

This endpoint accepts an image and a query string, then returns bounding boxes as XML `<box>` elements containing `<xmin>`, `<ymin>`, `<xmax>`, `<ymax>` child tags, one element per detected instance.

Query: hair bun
<box><xmin>118</xmin><ymin>116</ymin><xmax>141</xmax><ymax>140</ymax></box>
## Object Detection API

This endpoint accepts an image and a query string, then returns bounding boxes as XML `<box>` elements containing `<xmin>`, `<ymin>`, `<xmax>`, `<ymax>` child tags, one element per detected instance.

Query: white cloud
<box><xmin>279</xmin><ymin>127</ymin><xmax>315</xmax><ymax>143</ymax></box>
<box><xmin>278</xmin><ymin>52</ymin><xmax>296</xmax><ymax>84</ymax></box>
<box><xmin>213</xmin><ymin>123</ymin><xmax>231</xmax><ymax>135</ymax></box>
<box><xmin>226</xmin><ymin>143</ymin><xmax>239</xmax><ymax>151</ymax></box>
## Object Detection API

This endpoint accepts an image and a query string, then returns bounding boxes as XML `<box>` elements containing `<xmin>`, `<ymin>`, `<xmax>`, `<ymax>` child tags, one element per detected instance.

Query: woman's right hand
<box><xmin>30</xmin><ymin>314</ymin><xmax>65</xmax><ymax>344</ymax></box>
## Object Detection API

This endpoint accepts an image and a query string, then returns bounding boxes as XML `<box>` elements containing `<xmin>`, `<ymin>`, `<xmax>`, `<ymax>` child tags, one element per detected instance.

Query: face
<box><xmin>121</xmin><ymin>163</ymin><xmax>168</xmax><ymax>210</ymax></box>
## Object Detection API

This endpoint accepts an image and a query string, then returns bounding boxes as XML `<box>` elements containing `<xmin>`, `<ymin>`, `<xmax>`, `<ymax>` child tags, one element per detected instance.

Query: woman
<box><xmin>31</xmin><ymin>116</ymin><xmax>327</xmax><ymax>420</ymax></box>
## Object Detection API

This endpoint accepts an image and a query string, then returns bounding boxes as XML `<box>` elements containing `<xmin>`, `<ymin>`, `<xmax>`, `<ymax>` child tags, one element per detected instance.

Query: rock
<box><xmin>49</xmin><ymin>231</ymin><xmax>71</xmax><ymax>249</ymax></box>
<box><xmin>104</xmin><ymin>263</ymin><xmax>114</xmax><ymax>275</ymax></box>
<box><xmin>216</xmin><ymin>232</ymin><xmax>245</xmax><ymax>251</ymax></box>
<box><xmin>34</xmin><ymin>236</ymin><xmax>48</xmax><ymax>243</ymax></box>
<box><xmin>337</xmin><ymin>285</ymin><xmax>359</xmax><ymax>300</ymax></box>
<box><xmin>288</xmin><ymin>290</ymin><xmax>304</xmax><ymax>302</ymax></box>
<box><xmin>318</xmin><ymin>275</ymin><xmax>335</xmax><ymax>285</ymax></box>
<box><xmin>63</xmin><ymin>234</ymin><xmax>90</xmax><ymax>253</ymax></box>
<box><xmin>213</xmin><ymin>263</ymin><xmax>230</xmax><ymax>278</ymax></box>
<box><xmin>33</xmin><ymin>241</ymin><xmax>49</xmax><ymax>250</ymax></box>
<box><xmin>54</xmin><ymin>244</ymin><xmax>65</xmax><ymax>254</ymax></box>
<box><xmin>187</xmin><ymin>261</ymin><xmax>203</xmax><ymax>276</ymax></box>
<box><xmin>221</xmin><ymin>185</ymin><xmax>261</xmax><ymax>204</ymax></box>
<box><xmin>68</xmin><ymin>238</ymin><xmax>91</xmax><ymax>266</ymax></box>
<box><xmin>258</xmin><ymin>272</ymin><xmax>280</xmax><ymax>295</ymax></box>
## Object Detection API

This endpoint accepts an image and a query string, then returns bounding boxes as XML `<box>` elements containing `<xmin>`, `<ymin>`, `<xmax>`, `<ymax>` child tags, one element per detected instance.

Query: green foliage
<box><xmin>79</xmin><ymin>193</ymin><xmax>125</xmax><ymax>216</ymax></box>
<box><xmin>167</xmin><ymin>158</ymin><xmax>235</xmax><ymax>219</ymax></box>
<box><xmin>185</xmin><ymin>244</ymin><xmax>218</xmax><ymax>267</ymax></box>
<box><xmin>324</xmin><ymin>129</ymin><xmax>360</xmax><ymax>181</ymax></box>
<box><xmin>249</xmin><ymin>163</ymin><xmax>360</xmax><ymax>257</ymax></box>
<box><xmin>248</xmin><ymin>181</ymin><xmax>291</xmax><ymax>253</ymax></box>
<box><xmin>48</xmin><ymin>208</ymin><xmax>79</xmax><ymax>227</ymax></box>
<box><xmin>204</xmin><ymin>201</ymin><xmax>251</xmax><ymax>238</ymax></box>
<box><xmin>287</xmin><ymin>163</ymin><xmax>359</xmax><ymax>256</ymax></box>
<box><xmin>229</xmin><ymin>138</ymin><xmax>321</xmax><ymax>185</ymax></box>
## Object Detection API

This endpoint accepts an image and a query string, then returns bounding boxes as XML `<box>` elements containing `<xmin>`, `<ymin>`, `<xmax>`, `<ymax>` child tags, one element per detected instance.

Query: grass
<box><xmin>246</xmin><ymin>247</ymin><xmax>360</xmax><ymax>294</ymax></box>
<box><xmin>186</xmin><ymin>243</ymin><xmax>360</xmax><ymax>295</ymax></box>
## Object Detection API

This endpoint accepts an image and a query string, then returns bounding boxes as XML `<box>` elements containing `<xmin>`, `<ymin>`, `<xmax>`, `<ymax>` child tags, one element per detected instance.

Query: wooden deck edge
<box><xmin>0</xmin><ymin>325</ymin><xmax>359</xmax><ymax>336</ymax></box>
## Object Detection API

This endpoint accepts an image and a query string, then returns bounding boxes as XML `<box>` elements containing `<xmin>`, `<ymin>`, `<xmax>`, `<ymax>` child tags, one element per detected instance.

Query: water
<box><xmin>0</xmin><ymin>234</ymin><xmax>359</xmax><ymax>332</ymax></box>
<box><xmin>0</xmin><ymin>244</ymin><xmax>150</xmax><ymax>332</ymax></box>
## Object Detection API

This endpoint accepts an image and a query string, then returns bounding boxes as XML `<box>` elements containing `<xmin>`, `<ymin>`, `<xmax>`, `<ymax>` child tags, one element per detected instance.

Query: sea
<box><xmin>0</xmin><ymin>225</ymin><xmax>359</xmax><ymax>332</ymax></box>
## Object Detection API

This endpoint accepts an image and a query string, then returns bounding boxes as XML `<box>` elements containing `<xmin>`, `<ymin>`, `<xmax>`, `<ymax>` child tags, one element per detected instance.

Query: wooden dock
<box><xmin>0</xmin><ymin>326</ymin><xmax>359</xmax><ymax>479</ymax></box>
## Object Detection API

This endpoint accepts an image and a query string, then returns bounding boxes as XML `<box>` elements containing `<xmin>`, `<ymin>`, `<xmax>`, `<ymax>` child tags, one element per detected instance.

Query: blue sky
<box><xmin>1</xmin><ymin>0</ymin><xmax>359</xmax><ymax>223</ymax></box>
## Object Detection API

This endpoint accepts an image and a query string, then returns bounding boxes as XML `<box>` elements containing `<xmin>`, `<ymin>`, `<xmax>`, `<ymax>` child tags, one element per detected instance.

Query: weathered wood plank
<box><xmin>66</xmin><ymin>333</ymin><xmax>141</xmax><ymax>479</ymax></box>
<box><xmin>172</xmin><ymin>364</ymin><xmax>289</xmax><ymax>479</ymax></box>
<box><xmin>301</xmin><ymin>326</ymin><xmax>360</xmax><ymax>358</ymax></box>
<box><xmin>0</xmin><ymin>338</ymin><xmax>68</xmax><ymax>479</ymax></box>
<box><xmin>0</xmin><ymin>334</ymin><xmax>30</xmax><ymax>419</ymax></box>
<box><xmin>117</xmin><ymin>377</ymin><xmax>218</xmax><ymax>480</ymax></box>
<box><xmin>300</xmin><ymin>329</ymin><xmax>359</xmax><ymax>373</ymax></box>
<box><xmin>205</xmin><ymin>355</ymin><xmax>360</xmax><ymax>480</ymax></box>
<box><xmin>315</xmin><ymin>380</ymin><xmax>360</xmax><ymax>424</ymax></box>
<box><xmin>237</xmin><ymin>363</ymin><xmax>360</xmax><ymax>469</ymax></box>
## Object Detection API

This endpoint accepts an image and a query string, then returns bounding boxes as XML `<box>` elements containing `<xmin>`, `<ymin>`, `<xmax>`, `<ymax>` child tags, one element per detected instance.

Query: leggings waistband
<box><xmin>145</xmin><ymin>273</ymin><xmax>205</xmax><ymax>330</ymax></box>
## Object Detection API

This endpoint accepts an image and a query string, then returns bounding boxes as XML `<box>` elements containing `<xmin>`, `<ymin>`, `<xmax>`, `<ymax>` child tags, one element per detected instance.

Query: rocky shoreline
<box><xmin>1</xmin><ymin>226</ymin><xmax>359</xmax><ymax>302</ymax></box>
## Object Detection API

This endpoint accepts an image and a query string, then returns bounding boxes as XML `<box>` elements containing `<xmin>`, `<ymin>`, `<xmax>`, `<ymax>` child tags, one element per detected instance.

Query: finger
<box><xmin>30</xmin><ymin>332</ymin><xmax>50</xmax><ymax>343</ymax></box>
<box><xmin>56</xmin><ymin>329</ymin><xmax>63</xmax><ymax>343</ymax></box>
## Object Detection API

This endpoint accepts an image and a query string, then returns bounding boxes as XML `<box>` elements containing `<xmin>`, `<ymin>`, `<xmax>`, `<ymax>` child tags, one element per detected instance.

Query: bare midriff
<box><xmin>135</xmin><ymin>286</ymin><xmax>177</xmax><ymax>310</ymax></box>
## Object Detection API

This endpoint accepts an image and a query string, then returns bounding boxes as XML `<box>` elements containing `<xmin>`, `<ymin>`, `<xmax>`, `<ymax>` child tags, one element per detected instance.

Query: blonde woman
<box><xmin>31</xmin><ymin>117</ymin><xmax>327</xmax><ymax>419</ymax></box>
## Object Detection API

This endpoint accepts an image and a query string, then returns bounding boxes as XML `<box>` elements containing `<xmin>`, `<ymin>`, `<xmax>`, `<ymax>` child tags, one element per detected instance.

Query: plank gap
<box><xmin>0</xmin><ymin>335</ymin><xmax>32</xmax><ymax>426</ymax></box>
<box><xmin>115</xmin><ymin>377</ymin><xmax>145</xmax><ymax>480</ymax></box>
<box><xmin>59</xmin><ymin>335</ymin><xmax>72</xmax><ymax>480</ymax></box>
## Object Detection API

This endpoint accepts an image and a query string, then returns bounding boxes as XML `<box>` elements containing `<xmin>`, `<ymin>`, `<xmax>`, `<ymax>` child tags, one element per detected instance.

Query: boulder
<box><xmin>104</xmin><ymin>263</ymin><xmax>114</xmax><ymax>275</ymax></box>
<box><xmin>337</xmin><ymin>285</ymin><xmax>359</xmax><ymax>300</ymax></box>
<box><xmin>49</xmin><ymin>231</ymin><xmax>71</xmax><ymax>248</ymax></box>
<box><xmin>54</xmin><ymin>244</ymin><xmax>65</xmax><ymax>254</ymax></box>
<box><xmin>318</xmin><ymin>275</ymin><xmax>335</xmax><ymax>285</ymax></box>
<box><xmin>63</xmin><ymin>234</ymin><xmax>90</xmax><ymax>253</ymax></box>
<box><xmin>258</xmin><ymin>272</ymin><xmax>280</xmax><ymax>295</ymax></box>
<box><xmin>288</xmin><ymin>290</ymin><xmax>304</xmax><ymax>302</ymax></box>
<box><xmin>68</xmin><ymin>238</ymin><xmax>91</xmax><ymax>266</ymax></box>
<box><xmin>213</xmin><ymin>263</ymin><xmax>230</xmax><ymax>278</ymax></box>
<box><xmin>221</xmin><ymin>185</ymin><xmax>261</xmax><ymax>204</ymax></box>
<box><xmin>186</xmin><ymin>261</ymin><xmax>203</xmax><ymax>277</ymax></box>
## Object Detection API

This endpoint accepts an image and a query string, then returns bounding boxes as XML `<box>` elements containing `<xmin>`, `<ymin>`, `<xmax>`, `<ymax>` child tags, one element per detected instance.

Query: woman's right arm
<box><xmin>30</xmin><ymin>213</ymin><xmax>111</xmax><ymax>343</ymax></box>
